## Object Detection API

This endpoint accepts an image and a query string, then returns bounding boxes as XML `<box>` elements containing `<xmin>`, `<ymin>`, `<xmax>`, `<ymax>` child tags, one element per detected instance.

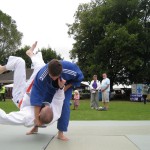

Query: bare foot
<box><xmin>0</xmin><ymin>65</ymin><xmax>7</xmax><ymax>74</ymax></box>
<box><xmin>57</xmin><ymin>131</ymin><xmax>69</xmax><ymax>141</ymax></box>
<box><xmin>26</xmin><ymin>41</ymin><xmax>37</xmax><ymax>57</ymax></box>
<box><xmin>26</xmin><ymin>126</ymin><xmax>38</xmax><ymax>135</ymax></box>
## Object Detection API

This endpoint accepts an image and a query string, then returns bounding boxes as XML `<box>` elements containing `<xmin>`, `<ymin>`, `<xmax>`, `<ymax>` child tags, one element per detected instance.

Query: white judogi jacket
<box><xmin>0</xmin><ymin>89</ymin><xmax>64</xmax><ymax>127</ymax></box>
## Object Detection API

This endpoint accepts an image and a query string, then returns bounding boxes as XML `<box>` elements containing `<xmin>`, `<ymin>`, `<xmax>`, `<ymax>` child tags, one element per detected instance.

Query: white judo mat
<box><xmin>47</xmin><ymin>121</ymin><xmax>150</xmax><ymax>150</ymax></box>
<box><xmin>0</xmin><ymin>121</ymin><xmax>150</xmax><ymax>150</ymax></box>
<box><xmin>0</xmin><ymin>123</ymin><xmax>58</xmax><ymax>150</ymax></box>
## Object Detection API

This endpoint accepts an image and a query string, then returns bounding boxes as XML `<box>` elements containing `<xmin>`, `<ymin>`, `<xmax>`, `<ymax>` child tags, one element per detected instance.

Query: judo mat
<box><xmin>0</xmin><ymin>124</ymin><xmax>57</xmax><ymax>150</ymax></box>
<box><xmin>0</xmin><ymin>121</ymin><xmax>150</xmax><ymax>150</ymax></box>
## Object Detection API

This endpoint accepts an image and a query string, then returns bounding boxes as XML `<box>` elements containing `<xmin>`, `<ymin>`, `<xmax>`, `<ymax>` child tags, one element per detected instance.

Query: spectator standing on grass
<box><xmin>0</xmin><ymin>84</ymin><xmax>6</xmax><ymax>102</ymax></box>
<box><xmin>73</xmin><ymin>90</ymin><xmax>80</xmax><ymax>110</ymax></box>
<box><xmin>142</xmin><ymin>83</ymin><xmax>148</xmax><ymax>104</ymax></box>
<box><xmin>99</xmin><ymin>73</ymin><xmax>110</xmax><ymax>111</ymax></box>
<box><xmin>89</xmin><ymin>75</ymin><xmax>100</xmax><ymax>110</ymax></box>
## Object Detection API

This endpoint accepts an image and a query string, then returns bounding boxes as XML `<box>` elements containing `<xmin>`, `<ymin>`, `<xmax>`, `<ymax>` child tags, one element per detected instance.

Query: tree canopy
<box><xmin>0</xmin><ymin>10</ymin><xmax>23</xmax><ymax>64</ymax></box>
<box><xmin>68</xmin><ymin>0</ymin><xmax>150</xmax><ymax>87</ymax></box>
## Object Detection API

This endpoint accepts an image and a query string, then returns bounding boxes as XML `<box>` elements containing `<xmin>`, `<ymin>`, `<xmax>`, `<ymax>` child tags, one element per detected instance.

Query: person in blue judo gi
<box><xmin>30</xmin><ymin>42</ymin><xmax>84</xmax><ymax>141</ymax></box>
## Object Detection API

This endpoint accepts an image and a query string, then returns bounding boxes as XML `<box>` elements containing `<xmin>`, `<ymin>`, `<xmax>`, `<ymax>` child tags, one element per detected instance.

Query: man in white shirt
<box><xmin>100</xmin><ymin>73</ymin><xmax>110</xmax><ymax>110</ymax></box>
<box><xmin>0</xmin><ymin>42</ymin><xmax>65</xmax><ymax>135</ymax></box>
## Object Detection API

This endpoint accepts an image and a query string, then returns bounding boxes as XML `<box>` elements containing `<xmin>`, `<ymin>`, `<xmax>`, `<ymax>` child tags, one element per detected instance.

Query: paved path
<box><xmin>0</xmin><ymin>121</ymin><xmax>150</xmax><ymax>150</ymax></box>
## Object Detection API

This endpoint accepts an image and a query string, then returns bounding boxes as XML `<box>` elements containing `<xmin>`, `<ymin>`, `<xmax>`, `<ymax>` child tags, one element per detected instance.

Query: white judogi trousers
<box><xmin>5</xmin><ymin>52</ymin><xmax>45</xmax><ymax>107</ymax></box>
<box><xmin>0</xmin><ymin>53</ymin><xmax>65</xmax><ymax>127</ymax></box>
<box><xmin>0</xmin><ymin>52</ymin><xmax>45</xmax><ymax>126</ymax></box>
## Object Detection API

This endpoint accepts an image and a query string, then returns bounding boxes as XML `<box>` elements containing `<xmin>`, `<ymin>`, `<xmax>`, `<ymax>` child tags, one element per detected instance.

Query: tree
<box><xmin>137</xmin><ymin>0</ymin><xmax>150</xmax><ymax>82</ymax></box>
<box><xmin>68</xmin><ymin>0</ymin><xmax>150</xmax><ymax>87</ymax></box>
<box><xmin>0</xmin><ymin>10</ymin><xmax>23</xmax><ymax>64</ymax></box>
<box><xmin>41</xmin><ymin>47</ymin><xmax>61</xmax><ymax>64</ymax></box>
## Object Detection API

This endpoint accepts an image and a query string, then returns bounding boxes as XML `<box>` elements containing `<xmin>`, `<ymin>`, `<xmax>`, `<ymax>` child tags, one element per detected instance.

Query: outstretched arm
<box><xmin>34</xmin><ymin>106</ymin><xmax>42</xmax><ymax>126</ymax></box>
<box><xmin>0</xmin><ymin>108</ymin><xmax>34</xmax><ymax>126</ymax></box>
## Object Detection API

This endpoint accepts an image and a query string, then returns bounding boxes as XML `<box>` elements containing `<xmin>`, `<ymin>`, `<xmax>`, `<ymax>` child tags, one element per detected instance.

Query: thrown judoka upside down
<box><xmin>0</xmin><ymin>42</ymin><xmax>65</xmax><ymax>134</ymax></box>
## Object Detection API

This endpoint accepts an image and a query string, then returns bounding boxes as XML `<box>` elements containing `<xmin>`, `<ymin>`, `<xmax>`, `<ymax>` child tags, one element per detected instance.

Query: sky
<box><xmin>0</xmin><ymin>0</ymin><xmax>91</xmax><ymax>61</ymax></box>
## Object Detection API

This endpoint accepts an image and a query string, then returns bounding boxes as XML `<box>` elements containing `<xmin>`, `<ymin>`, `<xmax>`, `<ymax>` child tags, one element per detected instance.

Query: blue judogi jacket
<box><xmin>30</xmin><ymin>60</ymin><xmax>84</xmax><ymax>106</ymax></box>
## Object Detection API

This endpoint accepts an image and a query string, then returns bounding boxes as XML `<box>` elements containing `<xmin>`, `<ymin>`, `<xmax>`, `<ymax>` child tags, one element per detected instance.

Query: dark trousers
<box><xmin>0</xmin><ymin>93</ymin><xmax>5</xmax><ymax>101</ymax></box>
<box><xmin>143</xmin><ymin>95</ymin><xmax>147</xmax><ymax>104</ymax></box>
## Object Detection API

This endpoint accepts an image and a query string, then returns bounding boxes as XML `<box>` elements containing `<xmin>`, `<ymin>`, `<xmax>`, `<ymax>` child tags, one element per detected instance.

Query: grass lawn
<box><xmin>70</xmin><ymin>99</ymin><xmax>150</xmax><ymax>120</ymax></box>
<box><xmin>0</xmin><ymin>99</ymin><xmax>19</xmax><ymax>113</ymax></box>
<box><xmin>0</xmin><ymin>99</ymin><xmax>150</xmax><ymax>120</ymax></box>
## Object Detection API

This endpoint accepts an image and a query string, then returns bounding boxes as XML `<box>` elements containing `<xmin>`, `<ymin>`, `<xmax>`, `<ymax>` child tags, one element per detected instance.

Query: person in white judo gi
<box><xmin>0</xmin><ymin>42</ymin><xmax>65</xmax><ymax>134</ymax></box>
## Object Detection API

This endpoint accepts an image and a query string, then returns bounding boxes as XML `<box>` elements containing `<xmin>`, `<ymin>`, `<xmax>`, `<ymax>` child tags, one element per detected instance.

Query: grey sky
<box><xmin>0</xmin><ymin>0</ymin><xmax>91</xmax><ymax>61</ymax></box>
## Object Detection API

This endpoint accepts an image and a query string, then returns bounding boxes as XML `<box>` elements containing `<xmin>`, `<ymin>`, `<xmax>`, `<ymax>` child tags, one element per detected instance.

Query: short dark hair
<box><xmin>48</xmin><ymin>59</ymin><xmax>62</xmax><ymax>76</ymax></box>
